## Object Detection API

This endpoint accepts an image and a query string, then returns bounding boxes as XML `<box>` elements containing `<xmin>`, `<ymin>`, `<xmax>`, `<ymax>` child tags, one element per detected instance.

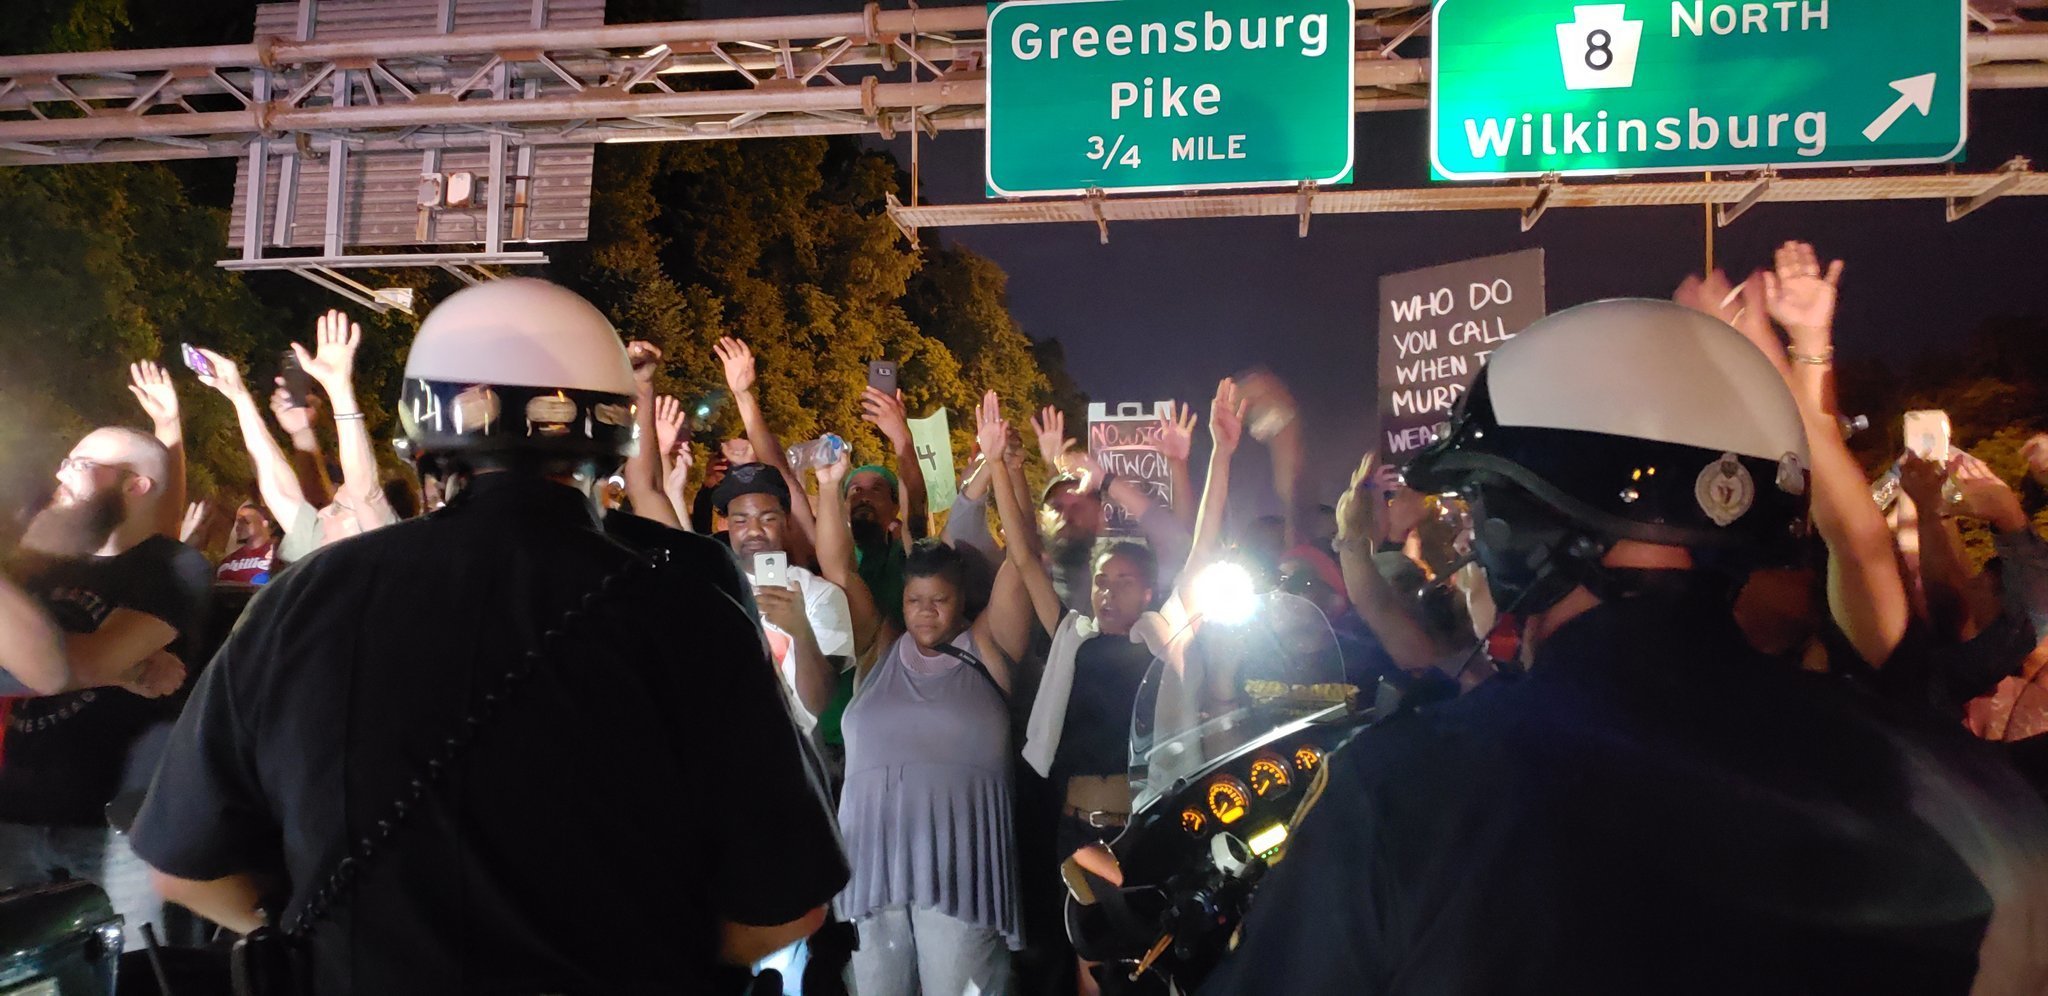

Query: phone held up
<box><xmin>180</xmin><ymin>343</ymin><xmax>215</xmax><ymax>380</ymax></box>
<box><xmin>1903</xmin><ymin>410</ymin><xmax>1952</xmax><ymax>464</ymax></box>
<box><xmin>280</xmin><ymin>349</ymin><xmax>314</xmax><ymax>409</ymax></box>
<box><xmin>867</xmin><ymin>359</ymin><xmax>898</xmax><ymax>397</ymax></box>
<box><xmin>754</xmin><ymin>551</ymin><xmax>788</xmax><ymax>588</ymax></box>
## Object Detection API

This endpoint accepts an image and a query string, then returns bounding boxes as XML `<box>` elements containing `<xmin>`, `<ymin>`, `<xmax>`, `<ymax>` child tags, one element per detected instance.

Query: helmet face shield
<box><xmin>400</xmin><ymin>378</ymin><xmax>639</xmax><ymax>471</ymax></box>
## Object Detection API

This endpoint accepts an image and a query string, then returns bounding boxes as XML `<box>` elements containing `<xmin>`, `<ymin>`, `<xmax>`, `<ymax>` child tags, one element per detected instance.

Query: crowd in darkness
<box><xmin>1</xmin><ymin>239</ymin><xmax>2047</xmax><ymax>995</ymax></box>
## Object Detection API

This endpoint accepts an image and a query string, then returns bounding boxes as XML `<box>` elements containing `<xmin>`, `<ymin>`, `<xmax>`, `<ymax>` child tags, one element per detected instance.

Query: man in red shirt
<box><xmin>215</xmin><ymin>502</ymin><xmax>275</xmax><ymax>585</ymax></box>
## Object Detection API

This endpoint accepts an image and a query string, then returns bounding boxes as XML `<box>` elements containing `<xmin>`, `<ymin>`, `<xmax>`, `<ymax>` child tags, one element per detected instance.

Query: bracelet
<box><xmin>333</xmin><ymin>411</ymin><xmax>366</xmax><ymax>421</ymax></box>
<box><xmin>1787</xmin><ymin>347</ymin><xmax>1833</xmax><ymax>366</ymax></box>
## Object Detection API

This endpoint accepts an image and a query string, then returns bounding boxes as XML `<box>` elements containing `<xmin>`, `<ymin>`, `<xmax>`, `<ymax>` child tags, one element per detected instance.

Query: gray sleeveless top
<box><xmin>836</xmin><ymin>630</ymin><xmax>1022</xmax><ymax>948</ymax></box>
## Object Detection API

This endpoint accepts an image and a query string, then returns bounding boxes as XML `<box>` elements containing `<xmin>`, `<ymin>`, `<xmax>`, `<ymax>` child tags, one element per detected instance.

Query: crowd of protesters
<box><xmin>3</xmin><ymin>239</ymin><xmax>2048</xmax><ymax>995</ymax></box>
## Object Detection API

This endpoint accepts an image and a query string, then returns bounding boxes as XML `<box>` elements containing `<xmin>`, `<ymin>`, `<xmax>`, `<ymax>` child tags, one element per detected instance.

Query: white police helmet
<box><xmin>398</xmin><ymin>278</ymin><xmax>639</xmax><ymax>471</ymax></box>
<box><xmin>1404</xmin><ymin>299</ymin><xmax>1811</xmax><ymax>609</ymax></box>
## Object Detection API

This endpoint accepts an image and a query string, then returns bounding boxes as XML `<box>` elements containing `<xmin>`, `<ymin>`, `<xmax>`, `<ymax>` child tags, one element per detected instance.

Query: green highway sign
<box><xmin>1430</xmin><ymin>0</ymin><xmax>1968</xmax><ymax>180</ymax></box>
<box><xmin>985</xmin><ymin>0</ymin><xmax>1357</xmax><ymax>197</ymax></box>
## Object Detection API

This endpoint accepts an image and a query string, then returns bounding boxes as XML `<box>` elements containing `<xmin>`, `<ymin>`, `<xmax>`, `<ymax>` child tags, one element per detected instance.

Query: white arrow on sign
<box><xmin>1862</xmin><ymin>73</ymin><xmax>1938</xmax><ymax>143</ymax></box>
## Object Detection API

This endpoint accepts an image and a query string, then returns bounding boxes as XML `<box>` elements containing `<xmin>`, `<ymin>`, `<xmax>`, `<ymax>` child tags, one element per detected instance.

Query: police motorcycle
<box><xmin>1064</xmin><ymin>567</ymin><xmax>1371</xmax><ymax>994</ymax></box>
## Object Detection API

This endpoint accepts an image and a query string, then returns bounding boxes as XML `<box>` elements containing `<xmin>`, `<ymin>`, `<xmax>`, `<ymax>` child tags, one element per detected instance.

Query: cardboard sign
<box><xmin>1088</xmin><ymin>401</ymin><xmax>1175</xmax><ymax>534</ymax></box>
<box><xmin>1377</xmin><ymin>249</ymin><xmax>1547</xmax><ymax>464</ymax></box>
<box><xmin>909</xmin><ymin>409</ymin><xmax>957</xmax><ymax>511</ymax></box>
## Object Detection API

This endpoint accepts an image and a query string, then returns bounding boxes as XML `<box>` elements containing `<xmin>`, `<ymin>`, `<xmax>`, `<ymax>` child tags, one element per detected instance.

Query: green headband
<box><xmin>844</xmin><ymin>464</ymin><xmax>899</xmax><ymax>495</ymax></box>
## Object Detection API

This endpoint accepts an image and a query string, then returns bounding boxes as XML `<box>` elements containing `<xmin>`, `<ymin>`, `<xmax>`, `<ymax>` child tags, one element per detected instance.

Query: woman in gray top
<box><xmin>837</xmin><ymin>393</ymin><xmax>1047</xmax><ymax>996</ymax></box>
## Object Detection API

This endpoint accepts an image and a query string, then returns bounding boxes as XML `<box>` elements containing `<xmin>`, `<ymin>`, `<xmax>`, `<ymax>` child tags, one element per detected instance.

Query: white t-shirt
<box><xmin>746</xmin><ymin>562</ymin><xmax>854</xmax><ymax>733</ymax></box>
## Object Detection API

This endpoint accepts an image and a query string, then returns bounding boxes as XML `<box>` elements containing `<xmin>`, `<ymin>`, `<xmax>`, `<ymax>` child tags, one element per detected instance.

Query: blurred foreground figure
<box><xmin>1208</xmin><ymin>300</ymin><xmax>2048</xmax><ymax>995</ymax></box>
<box><xmin>131</xmin><ymin>279</ymin><xmax>846</xmax><ymax>995</ymax></box>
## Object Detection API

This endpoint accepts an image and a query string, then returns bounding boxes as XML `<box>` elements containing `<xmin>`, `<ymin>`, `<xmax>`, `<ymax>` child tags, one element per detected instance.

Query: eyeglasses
<box><xmin>58</xmin><ymin>457</ymin><xmax>136</xmax><ymax>478</ymax></box>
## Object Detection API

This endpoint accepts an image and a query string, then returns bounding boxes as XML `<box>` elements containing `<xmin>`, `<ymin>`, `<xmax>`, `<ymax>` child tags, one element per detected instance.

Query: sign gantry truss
<box><xmin>0</xmin><ymin>1</ymin><xmax>2044</xmax><ymax>249</ymax></box>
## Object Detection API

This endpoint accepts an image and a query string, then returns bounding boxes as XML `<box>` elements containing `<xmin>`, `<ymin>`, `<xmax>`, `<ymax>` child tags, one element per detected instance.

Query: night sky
<box><xmin>713</xmin><ymin>1</ymin><xmax>2048</xmax><ymax>511</ymax></box>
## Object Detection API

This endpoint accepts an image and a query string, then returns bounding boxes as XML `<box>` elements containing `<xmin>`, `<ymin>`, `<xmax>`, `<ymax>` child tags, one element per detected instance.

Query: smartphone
<box><xmin>754</xmin><ymin>550</ymin><xmax>788</xmax><ymax>587</ymax></box>
<box><xmin>180</xmin><ymin>343</ymin><xmax>215</xmax><ymax>379</ymax></box>
<box><xmin>867</xmin><ymin>359</ymin><xmax>899</xmax><ymax>396</ymax></box>
<box><xmin>280</xmin><ymin>349</ymin><xmax>314</xmax><ymax>408</ymax></box>
<box><xmin>1903</xmin><ymin>410</ymin><xmax>1951</xmax><ymax>464</ymax></box>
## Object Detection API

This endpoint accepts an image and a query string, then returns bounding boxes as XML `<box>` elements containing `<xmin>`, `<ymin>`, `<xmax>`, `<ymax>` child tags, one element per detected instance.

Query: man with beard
<box><xmin>0</xmin><ymin>425</ymin><xmax>210</xmax><ymax>943</ymax></box>
<box><xmin>713</xmin><ymin>463</ymin><xmax>854</xmax><ymax>733</ymax></box>
<box><xmin>846</xmin><ymin>464</ymin><xmax>911</xmax><ymax>627</ymax></box>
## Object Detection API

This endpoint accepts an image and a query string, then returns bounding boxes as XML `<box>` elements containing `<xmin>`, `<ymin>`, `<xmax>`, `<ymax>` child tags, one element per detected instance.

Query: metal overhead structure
<box><xmin>1</xmin><ymin>1</ymin><xmax>2046</xmax><ymax>267</ymax></box>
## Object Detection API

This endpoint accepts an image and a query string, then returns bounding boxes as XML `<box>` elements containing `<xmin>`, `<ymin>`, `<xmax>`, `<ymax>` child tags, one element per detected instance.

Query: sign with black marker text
<box><xmin>1088</xmin><ymin>401</ymin><xmax>1175</xmax><ymax>534</ymax></box>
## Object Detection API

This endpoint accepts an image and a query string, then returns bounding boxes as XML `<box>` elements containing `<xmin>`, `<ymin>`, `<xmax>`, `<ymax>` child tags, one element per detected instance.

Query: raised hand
<box><xmin>974</xmin><ymin>390</ymin><xmax>1009</xmax><ymax>463</ymax></box>
<box><xmin>663</xmin><ymin>446</ymin><xmax>695</xmax><ymax>516</ymax></box>
<box><xmin>294</xmin><ymin>309</ymin><xmax>361</xmax><ymax>391</ymax></box>
<box><xmin>1209</xmin><ymin>377</ymin><xmax>1246</xmax><ymax>456</ymax></box>
<box><xmin>127</xmin><ymin>360</ymin><xmax>180</xmax><ymax>430</ymax></box>
<box><xmin>269</xmin><ymin>384</ymin><xmax>316</xmax><ymax>436</ymax></box>
<box><xmin>721</xmin><ymin>437</ymin><xmax>757</xmax><ymax>466</ymax></box>
<box><xmin>1031</xmin><ymin>405</ymin><xmax>1072</xmax><ymax>472</ymax></box>
<box><xmin>817</xmin><ymin>449</ymin><xmax>853</xmax><ymax>492</ymax></box>
<box><xmin>627</xmin><ymin>340</ymin><xmax>664</xmax><ymax>390</ymax></box>
<box><xmin>1898</xmin><ymin>452</ymin><xmax>1950</xmax><ymax>512</ymax></box>
<box><xmin>862</xmin><ymin>386</ymin><xmax>912</xmax><ymax>449</ymax></box>
<box><xmin>1950</xmin><ymin>451</ymin><xmax>2028</xmax><ymax>532</ymax></box>
<box><xmin>654</xmin><ymin>395</ymin><xmax>687</xmax><ymax>459</ymax></box>
<box><xmin>1158</xmin><ymin>401</ymin><xmax>1198</xmax><ymax>462</ymax></box>
<box><xmin>713</xmin><ymin>337</ymin><xmax>756</xmax><ymax>396</ymax></box>
<box><xmin>2020</xmin><ymin>434</ymin><xmax>2048</xmax><ymax>488</ymax></box>
<box><xmin>1763</xmin><ymin>240</ymin><xmax>1845</xmax><ymax>339</ymax></box>
<box><xmin>1334</xmin><ymin>454</ymin><xmax>1380</xmax><ymax>546</ymax></box>
<box><xmin>193</xmin><ymin>348</ymin><xmax>248</xmax><ymax>400</ymax></box>
<box><xmin>179</xmin><ymin>500</ymin><xmax>209</xmax><ymax>545</ymax></box>
<box><xmin>1677</xmin><ymin>269</ymin><xmax>1784</xmax><ymax>377</ymax></box>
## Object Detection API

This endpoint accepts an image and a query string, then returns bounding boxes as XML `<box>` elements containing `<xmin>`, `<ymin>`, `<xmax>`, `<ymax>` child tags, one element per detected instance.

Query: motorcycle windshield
<box><xmin>1128</xmin><ymin>589</ymin><xmax>1348</xmax><ymax>813</ymax></box>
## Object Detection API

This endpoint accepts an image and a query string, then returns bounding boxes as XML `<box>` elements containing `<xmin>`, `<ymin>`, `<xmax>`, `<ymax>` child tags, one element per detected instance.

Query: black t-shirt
<box><xmin>130</xmin><ymin>474</ymin><xmax>848</xmax><ymax>996</ymax></box>
<box><xmin>0</xmin><ymin>534</ymin><xmax>210</xmax><ymax>826</ymax></box>
<box><xmin>1206</xmin><ymin>590</ymin><xmax>2048</xmax><ymax>995</ymax></box>
<box><xmin>1051</xmin><ymin>633</ymin><xmax>1155</xmax><ymax>786</ymax></box>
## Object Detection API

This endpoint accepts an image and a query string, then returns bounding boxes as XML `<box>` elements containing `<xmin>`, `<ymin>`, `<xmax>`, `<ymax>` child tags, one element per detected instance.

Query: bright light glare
<box><xmin>1246</xmin><ymin>822</ymin><xmax>1288</xmax><ymax>857</ymax></box>
<box><xmin>1190</xmin><ymin>562</ymin><xmax>1258</xmax><ymax>625</ymax></box>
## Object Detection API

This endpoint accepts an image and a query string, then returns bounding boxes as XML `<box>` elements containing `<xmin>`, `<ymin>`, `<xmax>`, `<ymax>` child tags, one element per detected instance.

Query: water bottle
<box><xmin>786</xmin><ymin>433</ymin><xmax>847</xmax><ymax>472</ymax></box>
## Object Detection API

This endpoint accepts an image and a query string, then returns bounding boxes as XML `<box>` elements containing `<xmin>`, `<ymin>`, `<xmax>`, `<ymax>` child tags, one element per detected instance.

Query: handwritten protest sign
<box><xmin>909</xmin><ymin>409</ymin><xmax>957</xmax><ymax>511</ymax></box>
<box><xmin>1088</xmin><ymin>401</ymin><xmax>1174</xmax><ymax>534</ymax></box>
<box><xmin>1377</xmin><ymin>249</ymin><xmax>1546</xmax><ymax>464</ymax></box>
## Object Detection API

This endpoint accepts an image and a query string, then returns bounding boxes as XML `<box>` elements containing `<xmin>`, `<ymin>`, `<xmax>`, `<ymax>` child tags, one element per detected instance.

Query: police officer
<box><xmin>129</xmin><ymin>279</ymin><xmax>848</xmax><ymax>995</ymax></box>
<box><xmin>1205</xmin><ymin>300</ymin><xmax>2048</xmax><ymax>994</ymax></box>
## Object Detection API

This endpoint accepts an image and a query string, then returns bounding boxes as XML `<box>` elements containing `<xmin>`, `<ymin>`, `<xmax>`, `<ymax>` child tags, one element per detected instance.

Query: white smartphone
<box><xmin>753</xmin><ymin>551</ymin><xmax>788</xmax><ymax>587</ymax></box>
<box><xmin>1903</xmin><ymin>410</ymin><xmax>1951</xmax><ymax>464</ymax></box>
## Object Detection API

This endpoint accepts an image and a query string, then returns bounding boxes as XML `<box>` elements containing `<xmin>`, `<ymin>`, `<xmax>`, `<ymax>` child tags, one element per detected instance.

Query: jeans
<box><xmin>853</xmin><ymin>904</ymin><xmax>1010</xmax><ymax>996</ymax></box>
<box><xmin>0</xmin><ymin>821</ymin><xmax>164</xmax><ymax>951</ymax></box>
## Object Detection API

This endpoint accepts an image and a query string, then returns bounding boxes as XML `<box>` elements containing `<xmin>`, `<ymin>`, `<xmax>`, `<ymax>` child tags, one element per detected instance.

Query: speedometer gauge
<box><xmin>1180</xmin><ymin>808</ymin><xmax>1208</xmax><ymax>834</ymax></box>
<box><xmin>1248</xmin><ymin>756</ymin><xmax>1292</xmax><ymax>798</ymax></box>
<box><xmin>1206</xmin><ymin>777</ymin><xmax>1250</xmax><ymax>825</ymax></box>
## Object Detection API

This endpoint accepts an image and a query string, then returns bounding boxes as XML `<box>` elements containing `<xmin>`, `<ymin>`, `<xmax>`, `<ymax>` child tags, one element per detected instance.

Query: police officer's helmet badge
<box><xmin>1694</xmin><ymin>453</ymin><xmax>1755</xmax><ymax>527</ymax></box>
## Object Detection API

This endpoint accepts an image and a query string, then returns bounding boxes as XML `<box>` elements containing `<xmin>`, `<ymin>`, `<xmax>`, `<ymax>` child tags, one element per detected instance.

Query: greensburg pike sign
<box><xmin>1430</xmin><ymin>0</ymin><xmax>1968</xmax><ymax>180</ymax></box>
<box><xmin>985</xmin><ymin>0</ymin><xmax>1356</xmax><ymax>197</ymax></box>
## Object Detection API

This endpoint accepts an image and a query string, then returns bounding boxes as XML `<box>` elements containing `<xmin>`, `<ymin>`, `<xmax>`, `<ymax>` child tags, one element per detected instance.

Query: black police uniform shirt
<box><xmin>1204</xmin><ymin>586</ymin><xmax>2048</xmax><ymax>996</ymax></box>
<box><xmin>130</xmin><ymin>473</ymin><xmax>849</xmax><ymax>996</ymax></box>
<box><xmin>0</xmin><ymin>534</ymin><xmax>210</xmax><ymax>826</ymax></box>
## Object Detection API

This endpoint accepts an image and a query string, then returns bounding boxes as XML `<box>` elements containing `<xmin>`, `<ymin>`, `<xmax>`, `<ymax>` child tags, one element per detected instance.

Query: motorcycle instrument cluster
<box><xmin>1180</xmin><ymin>808</ymin><xmax>1208</xmax><ymax>834</ymax></box>
<box><xmin>1293</xmin><ymin>744</ymin><xmax>1323</xmax><ymax>773</ymax></box>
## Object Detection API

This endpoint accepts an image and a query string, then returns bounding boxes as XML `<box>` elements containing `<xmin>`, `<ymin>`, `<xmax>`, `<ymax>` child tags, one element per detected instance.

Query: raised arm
<box><xmin>196</xmin><ymin>349</ymin><xmax>311</xmax><ymax>532</ymax></box>
<box><xmin>1334</xmin><ymin>455</ymin><xmax>1467</xmax><ymax>671</ymax></box>
<box><xmin>661</xmin><ymin>434</ymin><xmax>698</xmax><ymax>533</ymax></box>
<box><xmin>1031</xmin><ymin>405</ymin><xmax>1074</xmax><ymax>477</ymax></box>
<box><xmin>297</xmin><ymin>310</ymin><xmax>395</xmax><ymax>528</ymax></box>
<box><xmin>815</xmin><ymin>452</ymin><xmax>883</xmax><ymax>662</ymax></box>
<box><xmin>620</xmin><ymin>342</ymin><xmax>682</xmax><ymax>528</ymax></box>
<box><xmin>1899</xmin><ymin>454</ymin><xmax>1975</xmax><ymax>641</ymax></box>
<box><xmin>1189</xmin><ymin>378</ymin><xmax>1245</xmax><ymax>572</ymax></box>
<box><xmin>1760</xmin><ymin>243</ymin><xmax>1909</xmax><ymax>666</ymax></box>
<box><xmin>863</xmin><ymin>387</ymin><xmax>929</xmax><ymax>544</ymax></box>
<box><xmin>128</xmin><ymin>361</ymin><xmax>187</xmax><ymax>541</ymax></box>
<box><xmin>980</xmin><ymin>392</ymin><xmax>1062</xmax><ymax>638</ymax></box>
<box><xmin>269</xmin><ymin>390</ymin><xmax>334</xmax><ymax>510</ymax></box>
<box><xmin>717</xmin><ymin>337</ymin><xmax>817</xmax><ymax>551</ymax></box>
<box><xmin>1157</xmin><ymin>402</ymin><xmax>1200</xmax><ymax>534</ymax></box>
